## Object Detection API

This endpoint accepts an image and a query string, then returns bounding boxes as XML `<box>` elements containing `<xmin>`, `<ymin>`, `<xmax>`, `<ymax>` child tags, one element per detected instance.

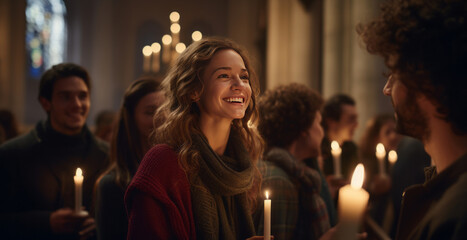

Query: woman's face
<box><xmin>379</xmin><ymin>120</ymin><xmax>402</xmax><ymax>150</ymax></box>
<box><xmin>134</xmin><ymin>91</ymin><xmax>165</xmax><ymax>138</ymax></box>
<box><xmin>197</xmin><ymin>49</ymin><xmax>252</xmax><ymax>123</ymax></box>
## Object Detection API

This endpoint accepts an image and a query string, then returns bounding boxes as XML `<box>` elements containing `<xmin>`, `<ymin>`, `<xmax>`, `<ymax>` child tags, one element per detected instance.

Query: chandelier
<box><xmin>141</xmin><ymin>11</ymin><xmax>203</xmax><ymax>74</ymax></box>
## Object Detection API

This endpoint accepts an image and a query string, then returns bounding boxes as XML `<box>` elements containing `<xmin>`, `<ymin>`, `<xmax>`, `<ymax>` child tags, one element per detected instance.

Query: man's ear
<box><xmin>39</xmin><ymin>97</ymin><xmax>51</xmax><ymax>113</ymax></box>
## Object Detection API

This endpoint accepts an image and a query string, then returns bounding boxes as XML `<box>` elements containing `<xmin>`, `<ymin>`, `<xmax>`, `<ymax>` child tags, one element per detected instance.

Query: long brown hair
<box><xmin>153</xmin><ymin>37</ymin><xmax>263</xmax><ymax>209</ymax></box>
<box><xmin>108</xmin><ymin>78</ymin><xmax>161</xmax><ymax>188</ymax></box>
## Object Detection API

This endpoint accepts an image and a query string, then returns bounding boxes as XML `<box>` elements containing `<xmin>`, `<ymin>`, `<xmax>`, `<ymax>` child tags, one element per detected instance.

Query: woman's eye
<box><xmin>217</xmin><ymin>74</ymin><xmax>229</xmax><ymax>79</ymax></box>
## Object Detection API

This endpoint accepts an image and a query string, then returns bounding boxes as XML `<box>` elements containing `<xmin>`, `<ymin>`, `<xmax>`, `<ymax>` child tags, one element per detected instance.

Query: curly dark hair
<box><xmin>357</xmin><ymin>0</ymin><xmax>467</xmax><ymax>135</ymax></box>
<box><xmin>258</xmin><ymin>83</ymin><xmax>323</xmax><ymax>149</ymax></box>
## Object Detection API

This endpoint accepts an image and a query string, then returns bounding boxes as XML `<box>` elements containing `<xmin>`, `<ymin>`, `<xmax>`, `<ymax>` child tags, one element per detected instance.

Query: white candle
<box><xmin>376</xmin><ymin>143</ymin><xmax>386</xmax><ymax>174</ymax></box>
<box><xmin>264</xmin><ymin>191</ymin><xmax>271</xmax><ymax>240</ymax></box>
<box><xmin>331</xmin><ymin>140</ymin><xmax>342</xmax><ymax>178</ymax></box>
<box><xmin>388</xmin><ymin>150</ymin><xmax>397</xmax><ymax>171</ymax></box>
<box><xmin>336</xmin><ymin>164</ymin><xmax>369</xmax><ymax>239</ymax></box>
<box><xmin>170</xmin><ymin>23</ymin><xmax>181</xmax><ymax>49</ymax></box>
<box><xmin>142</xmin><ymin>46</ymin><xmax>152</xmax><ymax>72</ymax></box>
<box><xmin>162</xmin><ymin>35</ymin><xmax>172</xmax><ymax>64</ymax></box>
<box><xmin>74</xmin><ymin>168</ymin><xmax>83</xmax><ymax>213</ymax></box>
<box><xmin>151</xmin><ymin>42</ymin><xmax>161</xmax><ymax>73</ymax></box>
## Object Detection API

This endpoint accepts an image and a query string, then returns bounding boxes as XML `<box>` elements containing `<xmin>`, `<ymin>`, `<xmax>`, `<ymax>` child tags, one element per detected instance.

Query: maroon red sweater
<box><xmin>125</xmin><ymin>144</ymin><xmax>196</xmax><ymax>239</ymax></box>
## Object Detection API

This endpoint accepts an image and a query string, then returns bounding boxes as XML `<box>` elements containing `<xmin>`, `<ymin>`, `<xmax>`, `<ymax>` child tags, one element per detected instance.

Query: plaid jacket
<box><xmin>253</xmin><ymin>148</ymin><xmax>331</xmax><ymax>240</ymax></box>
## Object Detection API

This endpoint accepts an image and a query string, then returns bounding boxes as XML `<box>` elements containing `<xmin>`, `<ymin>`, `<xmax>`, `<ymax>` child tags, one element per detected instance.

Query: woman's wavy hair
<box><xmin>152</xmin><ymin>37</ymin><xmax>264</xmax><ymax>209</ymax></box>
<box><xmin>105</xmin><ymin>78</ymin><xmax>161</xmax><ymax>188</ymax></box>
<box><xmin>357</xmin><ymin>0</ymin><xmax>467</xmax><ymax>135</ymax></box>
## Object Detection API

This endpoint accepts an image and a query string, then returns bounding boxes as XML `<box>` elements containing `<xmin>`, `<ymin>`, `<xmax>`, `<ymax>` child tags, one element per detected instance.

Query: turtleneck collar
<box><xmin>38</xmin><ymin>119</ymin><xmax>89</xmax><ymax>147</ymax></box>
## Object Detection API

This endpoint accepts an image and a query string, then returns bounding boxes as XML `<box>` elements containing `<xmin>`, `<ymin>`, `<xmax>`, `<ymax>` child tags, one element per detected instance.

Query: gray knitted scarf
<box><xmin>191</xmin><ymin>131</ymin><xmax>256</xmax><ymax>240</ymax></box>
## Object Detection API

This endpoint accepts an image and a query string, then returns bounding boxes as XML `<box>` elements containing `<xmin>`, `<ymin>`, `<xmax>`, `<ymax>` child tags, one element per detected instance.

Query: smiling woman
<box><xmin>125</xmin><ymin>37</ymin><xmax>264</xmax><ymax>240</ymax></box>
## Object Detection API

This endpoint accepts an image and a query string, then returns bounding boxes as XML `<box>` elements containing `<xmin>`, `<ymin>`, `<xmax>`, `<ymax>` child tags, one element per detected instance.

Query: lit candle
<box><xmin>162</xmin><ymin>35</ymin><xmax>172</xmax><ymax>64</ymax></box>
<box><xmin>142</xmin><ymin>45</ymin><xmax>152</xmax><ymax>72</ymax></box>
<box><xmin>388</xmin><ymin>150</ymin><xmax>398</xmax><ymax>170</ymax></box>
<box><xmin>169</xmin><ymin>11</ymin><xmax>180</xmax><ymax>23</ymax></box>
<box><xmin>336</xmin><ymin>164</ymin><xmax>369</xmax><ymax>239</ymax></box>
<box><xmin>170</xmin><ymin>23</ymin><xmax>181</xmax><ymax>49</ymax></box>
<box><xmin>376</xmin><ymin>143</ymin><xmax>386</xmax><ymax>175</ymax></box>
<box><xmin>74</xmin><ymin>168</ymin><xmax>83</xmax><ymax>213</ymax></box>
<box><xmin>192</xmin><ymin>30</ymin><xmax>203</xmax><ymax>42</ymax></box>
<box><xmin>331</xmin><ymin>141</ymin><xmax>342</xmax><ymax>178</ymax></box>
<box><xmin>264</xmin><ymin>191</ymin><xmax>271</xmax><ymax>240</ymax></box>
<box><xmin>151</xmin><ymin>42</ymin><xmax>161</xmax><ymax>73</ymax></box>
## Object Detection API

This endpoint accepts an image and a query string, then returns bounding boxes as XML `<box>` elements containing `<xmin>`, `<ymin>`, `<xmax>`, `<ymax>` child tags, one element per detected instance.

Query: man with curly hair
<box><xmin>254</xmin><ymin>83</ymin><xmax>333</xmax><ymax>240</ymax></box>
<box><xmin>358</xmin><ymin>0</ymin><xmax>467</xmax><ymax>239</ymax></box>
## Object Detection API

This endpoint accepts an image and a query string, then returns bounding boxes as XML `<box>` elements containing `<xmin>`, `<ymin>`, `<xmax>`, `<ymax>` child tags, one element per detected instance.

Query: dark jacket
<box><xmin>0</xmin><ymin>120</ymin><xmax>109</xmax><ymax>240</ymax></box>
<box><xmin>96</xmin><ymin>173</ymin><xmax>127</xmax><ymax>240</ymax></box>
<box><xmin>395</xmin><ymin>153</ymin><xmax>467</xmax><ymax>240</ymax></box>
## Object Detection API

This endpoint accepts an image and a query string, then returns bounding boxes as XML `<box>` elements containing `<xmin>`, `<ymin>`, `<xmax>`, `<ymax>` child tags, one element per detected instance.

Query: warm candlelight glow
<box><xmin>192</xmin><ymin>31</ymin><xmax>202</xmax><ymax>41</ymax></box>
<box><xmin>331</xmin><ymin>140</ymin><xmax>342</xmax><ymax>177</ymax></box>
<box><xmin>162</xmin><ymin>35</ymin><xmax>172</xmax><ymax>45</ymax></box>
<box><xmin>151</xmin><ymin>42</ymin><xmax>161</xmax><ymax>53</ymax></box>
<box><xmin>175</xmin><ymin>43</ymin><xmax>186</xmax><ymax>53</ymax></box>
<box><xmin>74</xmin><ymin>168</ymin><xmax>84</xmax><ymax>214</ymax></box>
<box><xmin>76</xmin><ymin>168</ymin><xmax>82</xmax><ymax>177</ymax></box>
<box><xmin>376</xmin><ymin>143</ymin><xmax>385</xmax><ymax>155</ymax></box>
<box><xmin>336</xmin><ymin>163</ymin><xmax>369</xmax><ymax>238</ymax></box>
<box><xmin>170</xmin><ymin>23</ymin><xmax>181</xmax><ymax>34</ymax></box>
<box><xmin>169</xmin><ymin>11</ymin><xmax>180</xmax><ymax>22</ymax></box>
<box><xmin>331</xmin><ymin>140</ymin><xmax>340</xmax><ymax>151</ymax></box>
<box><xmin>264</xmin><ymin>190</ymin><xmax>271</xmax><ymax>240</ymax></box>
<box><xmin>388</xmin><ymin>150</ymin><xmax>398</xmax><ymax>164</ymax></box>
<box><xmin>142</xmin><ymin>46</ymin><xmax>152</xmax><ymax>56</ymax></box>
<box><xmin>350</xmin><ymin>164</ymin><xmax>364</xmax><ymax>189</ymax></box>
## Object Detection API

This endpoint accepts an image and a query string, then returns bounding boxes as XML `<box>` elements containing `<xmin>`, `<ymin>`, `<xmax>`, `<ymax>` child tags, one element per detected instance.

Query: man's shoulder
<box><xmin>0</xmin><ymin>130</ymin><xmax>39</xmax><ymax>154</ymax></box>
<box><xmin>258</xmin><ymin>160</ymin><xmax>294</xmax><ymax>184</ymax></box>
<box><xmin>411</xmin><ymin>172</ymin><xmax>467</xmax><ymax>239</ymax></box>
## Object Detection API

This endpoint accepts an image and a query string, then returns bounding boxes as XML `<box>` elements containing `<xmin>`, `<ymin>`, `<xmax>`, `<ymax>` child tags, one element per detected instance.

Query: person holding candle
<box><xmin>305</xmin><ymin>94</ymin><xmax>360</xmax><ymax>204</ymax></box>
<box><xmin>358</xmin><ymin>114</ymin><xmax>401</xmax><ymax>226</ymax></box>
<box><xmin>319</xmin><ymin>94</ymin><xmax>359</xmax><ymax>180</ymax></box>
<box><xmin>358</xmin><ymin>0</ymin><xmax>467</xmax><ymax>238</ymax></box>
<box><xmin>0</xmin><ymin>63</ymin><xmax>110</xmax><ymax>239</ymax></box>
<box><xmin>254</xmin><ymin>83</ymin><xmax>333</xmax><ymax>240</ymax></box>
<box><xmin>125</xmin><ymin>38</ymin><xmax>265</xmax><ymax>240</ymax></box>
<box><xmin>95</xmin><ymin>78</ymin><xmax>164</xmax><ymax>240</ymax></box>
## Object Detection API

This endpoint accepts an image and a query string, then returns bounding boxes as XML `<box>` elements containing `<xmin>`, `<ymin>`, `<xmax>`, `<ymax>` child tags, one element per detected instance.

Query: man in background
<box><xmin>359</xmin><ymin>0</ymin><xmax>467</xmax><ymax>238</ymax></box>
<box><xmin>0</xmin><ymin>63</ymin><xmax>109</xmax><ymax>239</ymax></box>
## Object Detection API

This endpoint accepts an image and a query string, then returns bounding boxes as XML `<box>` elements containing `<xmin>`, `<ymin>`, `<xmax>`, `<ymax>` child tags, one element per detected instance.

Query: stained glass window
<box><xmin>26</xmin><ymin>0</ymin><xmax>67</xmax><ymax>79</ymax></box>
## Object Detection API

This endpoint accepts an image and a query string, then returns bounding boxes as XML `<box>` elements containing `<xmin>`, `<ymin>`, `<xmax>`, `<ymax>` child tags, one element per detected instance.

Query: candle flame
<box><xmin>376</xmin><ymin>143</ymin><xmax>385</xmax><ymax>153</ymax></box>
<box><xmin>142</xmin><ymin>46</ymin><xmax>152</xmax><ymax>56</ymax></box>
<box><xmin>388</xmin><ymin>150</ymin><xmax>398</xmax><ymax>163</ymax></box>
<box><xmin>175</xmin><ymin>43</ymin><xmax>186</xmax><ymax>53</ymax></box>
<box><xmin>162</xmin><ymin>35</ymin><xmax>172</xmax><ymax>45</ymax></box>
<box><xmin>76</xmin><ymin>168</ymin><xmax>82</xmax><ymax>177</ymax></box>
<box><xmin>331</xmin><ymin>141</ymin><xmax>340</xmax><ymax>150</ymax></box>
<box><xmin>169</xmin><ymin>11</ymin><xmax>180</xmax><ymax>22</ymax></box>
<box><xmin>350</xmin><ymin>164</ymin><xmax>364</xmax><ymax>189</ymax></box>
<box><xmin>151</xmin><ymin>42</ymin><xmax>161</xmax><ymax>53</ymax></box>
<box><xmin>265</xmin><ymin>191</ymin><xmax>269</xmax><ymax>199</ymax></box>
<box><xmin>170</xmin><ymin>23</ymin><xmax>181</xmax><ymax>34</ymax></box>
<box><xmin>192</xmin><ymin>31</ymin><xmax>202</xmax><ymax>41</ymax></box>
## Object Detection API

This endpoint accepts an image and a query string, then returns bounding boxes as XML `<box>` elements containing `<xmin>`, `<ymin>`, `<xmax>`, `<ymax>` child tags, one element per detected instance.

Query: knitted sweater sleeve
<box><xmin>125</xmin><ymin>144</ymin><xmax>196</xmax><ymax>240</ymax></box>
